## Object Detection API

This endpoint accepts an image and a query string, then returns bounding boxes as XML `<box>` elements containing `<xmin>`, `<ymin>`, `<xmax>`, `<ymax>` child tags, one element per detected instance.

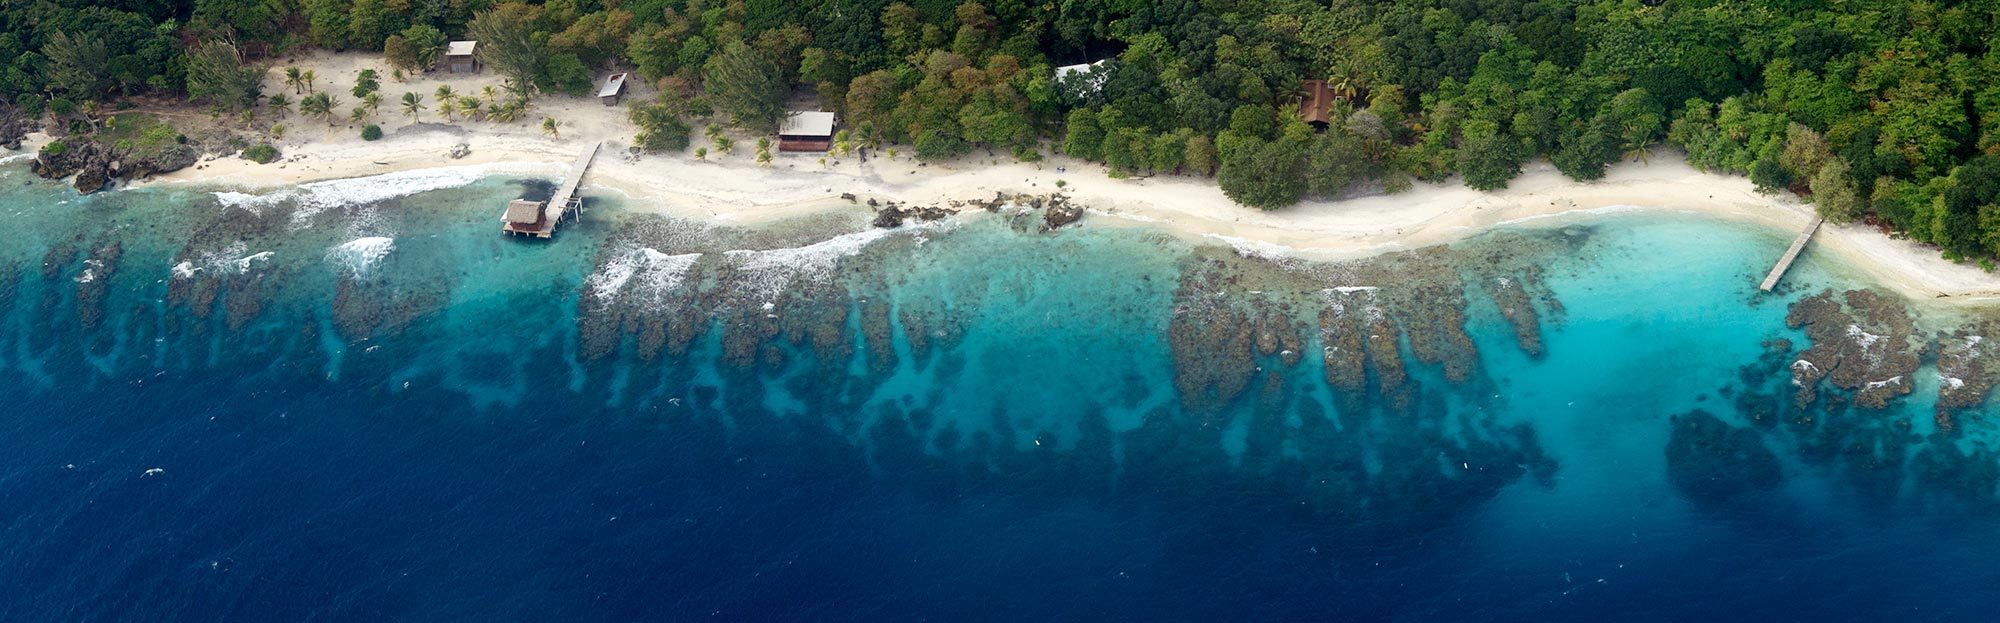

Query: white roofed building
<box><xmin>777</xmin><ymin>111</ymin><xmax>837</xmax><ymax>152</ymax></box>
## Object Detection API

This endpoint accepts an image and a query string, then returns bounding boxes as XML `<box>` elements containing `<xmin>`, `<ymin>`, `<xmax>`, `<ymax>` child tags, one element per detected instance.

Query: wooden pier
<box><xmin>1759</xmin><ymin>216</ymin><xmax>1823</xmax><ymax>292</ymax></box>
<box><xmin>502</xmin><ymin>142</ymin><xmax>601</xmax><ymax>238</ymax></box>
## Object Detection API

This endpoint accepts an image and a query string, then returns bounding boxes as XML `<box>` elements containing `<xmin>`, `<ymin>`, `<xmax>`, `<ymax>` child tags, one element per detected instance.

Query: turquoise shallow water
<box><xmin>0</xmin><ymin>162</ymin><xmax>1996</xmax><ymax>621</ymax></box>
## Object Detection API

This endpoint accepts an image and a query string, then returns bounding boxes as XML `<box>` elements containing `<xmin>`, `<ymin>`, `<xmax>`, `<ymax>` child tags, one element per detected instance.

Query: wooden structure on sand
<box><xmin>778</xmin><ymin>111</ymin><xmax>837</xmax><ymax>152</ymax></box>
<box><xmin>597</xmin><ymin>72</ymin><xmax>628</xmax><ymax>106</ymax></box>
<box><xmin>1759</xmin><ymin>216</ymin><xmax>1823</xmax><ymax>292</ymax></box>
<box><xmin>502</xmin><ymin>142</ymin><xmax>600</xmax><ymax>239</ymax></box>
<box><xmin>444</xmin><ymin>41</ymin><xmax>480</xmax><ymax>73</ymax></box>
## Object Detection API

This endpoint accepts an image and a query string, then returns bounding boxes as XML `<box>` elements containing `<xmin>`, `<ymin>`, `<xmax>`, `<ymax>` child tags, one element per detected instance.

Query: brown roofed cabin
<box><xmin>502</xmin><ymin>199</ymin><xmax>551</xmax><ymax>237</ymax></box>
<box><xmin>444</xmin><ymin>41</ymin><xmax>479</xmax><ymax>73</ymax></box>
<box><xmin>1301</xmin><ymin>79</ymin><xmax>1334</xmax><ymax>131</ymax></box>
<box><xmin>778</xmin><ymin>111</ymin><xmax>836</xmax><ymax>152</ymax></box>
<box><xmin>598</xmin><ymin>73</ymin><xmax>628</xmax><ymax>106</ymax></box>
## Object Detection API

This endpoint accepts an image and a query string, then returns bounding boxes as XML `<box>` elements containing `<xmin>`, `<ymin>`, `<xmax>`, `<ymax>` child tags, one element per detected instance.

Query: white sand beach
<box><xmin>59</xmin><ymin>51</ymin><xmax>2000</xmax><ymax>306</ymax></box>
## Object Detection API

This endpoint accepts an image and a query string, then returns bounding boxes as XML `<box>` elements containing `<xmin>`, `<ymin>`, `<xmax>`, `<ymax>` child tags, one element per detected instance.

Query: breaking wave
<box><xmin>325</xmin><ymin>237</ymin><xmax>396</xmax><ymax>277</ymax></box>
<box><xmin>586</xmin><ymin>247</ymin><xmax>701</xmax><ymax>307</ymax></box>
<box><xmin>212</xmin><ymin>165</ymin><xmax>535</xmax><ymax>228</ymax></box>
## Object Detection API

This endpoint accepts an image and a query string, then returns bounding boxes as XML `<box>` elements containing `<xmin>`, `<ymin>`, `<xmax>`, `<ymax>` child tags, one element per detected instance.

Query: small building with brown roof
<box><xmin>1301</xmin><ymin>79</ymin><xmax>1334</xmax><ymax>131</ymax></box>
<box><xmin>502</xmin><ymin>199</ymin><xmax>551</xmax><ymax>237</ymax></box>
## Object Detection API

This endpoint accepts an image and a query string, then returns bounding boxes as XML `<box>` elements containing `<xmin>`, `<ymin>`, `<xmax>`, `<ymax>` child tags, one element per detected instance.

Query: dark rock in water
<box><xmin>1042</xmin><ymin>202</ymin><xmax>1083</xmax><ymax>231</ymax></box>
<box><xmin>871</xmin><ymin>206</ymin><xmax>905</xmax><ymax>229</ymax></box>
<box><xmin>1784</xmin><ymin>289</ymin><xmax>1920</xmax><ymax>410</ymax></box>
<box><xmin>73</xmin><ymin>164</ymin><xmax>110</xmax><ymax>194</ymax></box>
<box><xmin>840</xmin><ymin>192</ymin><xmax>857</xmax><ymax>202</ymax></box>
<box><xmin>31</xmin><ymin>135</ymin><xmax>194</xmax><ymax>193</ymax></box>
<box><xmin>1930</xmin><ymin>320</ymin><xmax>2000</xmax><ymax>430</ymax></box>
<box><xmin>31</xmin><ymin>139</ymin><xmax>104</xmax><ymax>181</ymax></box>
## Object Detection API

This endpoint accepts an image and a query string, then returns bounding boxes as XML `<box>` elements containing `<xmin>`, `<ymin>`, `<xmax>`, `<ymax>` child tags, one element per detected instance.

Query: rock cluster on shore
<box><xmin>29</xmin><ymin>134</ymin><xmax>199</xmax><ymax>194</ymax></box>
<box><xmin>860</xmin><ymin>190</ymin><xmax>1085</xmax><ymax>232</ymax></box>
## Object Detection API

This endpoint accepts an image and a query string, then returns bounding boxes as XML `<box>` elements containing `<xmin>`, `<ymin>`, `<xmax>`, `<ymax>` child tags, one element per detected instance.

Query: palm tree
<box><xmin>459</xmin><ymin>96</ymin><xmax>483</xmax><ymax>121</ymax></box>
<box><xmin>349</xmin><ymin>106</ymin><xmax>368</xmax><ymax>124</ymax></box>
<box><xmin>438</xmin><ymin>97</ymin><xmax>458</xmax><ymax>122</ymax></box>
<box><xmin>481</xmin><ymin>85</ymin><xmax>497</xmax><ymax>102</ymax></box>
<box><xmin>266</xmin><ymin>93</ymin><xmax>292</xmax><ymax>119</ymax></box>
<box><xmin>400</xmin><ymin>92</ymin><xmax>425</xmax><ymax>122</ymax></box>
<box><xmin>362</xmin><ymin>92</ymin><xmax>382</xmax><ymax>118</ymax></box>
<box><xmin>434</xmin><ymin>85</ymin><xmax>456</xmax><ymax>104</ymax></box>
<box><xmin>541</xmin><ymin>116</ymin><xmax>558</xmax><ymax>137</ymax></box>
<box><xmin>283</xmin><ymin>67</ymin><xmax>305</xmax><ymax>94</ymax></box>
<box><xmin>301</xmin><ymin>92</ymin><xmax>339</xmax><ymax>125</ymax></box>
<box><xmin>302</xmin><ymin>69</ymin><xmax>317</xmax><ymax>93</ymax></box>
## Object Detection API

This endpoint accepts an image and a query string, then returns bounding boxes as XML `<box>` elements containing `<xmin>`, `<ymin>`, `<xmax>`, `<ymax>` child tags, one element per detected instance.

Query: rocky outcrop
<box><xmin>118</xmin><ymin>142</ymin><xmax>199</xmax><ymax>179</ymax></box>
<box><xmin>0</xmin><ymin>103</ymin><xmax>27</xmax><ymax>150</ymax></box>
<box><xmin>1042</xmin><ymin>200</ymin><xmax>1083</xmax><ymax>231</ymax></box>
<box><xmin>31</xmin><ymin>139</ymin><xmax>115</xmax><ymax>193</ymax></box>
<box><xmin>1784</xmin><ymin>289</ymin><xmax>1920</xmax><ymax>410</ymax></box>
<box><xmin>30</xmin><ymin>134</ymin><xmax>199</xmax><ymax>194</ymax></box>
<box><xmin>870</xmin><ymin>202</ymin><xmax>957</xmax><ymax>228</ymax></box>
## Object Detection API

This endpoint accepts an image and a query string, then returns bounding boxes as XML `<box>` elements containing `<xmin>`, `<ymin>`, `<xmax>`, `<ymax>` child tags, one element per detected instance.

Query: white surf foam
<box><xmin>1202</xmin><ymin>233</ymin><xmax>1295</xmax><ymax>261</ymax></box>
<box><xmin>213</xmin><ymin>165</ymin><xmax>526</xmax><ymax>228</ymax></box>
<box><xmin>586</xmin><ymin>247</ymin><xmax>701</xmax><ymax>306</ymax></box>
<box><xmin>170</xmin><ymin>242</ymin><xmax>273</xmax><ymax>279</ymax></box>
<box><xmin>721</xmin><ymin>224</ymin><xmax>943</xmax><ymax>306</ymax></box>
<box><xmin>325</xmin><ymin>237</ymin><xmax>396</xmax><ymax>276</ymax></box>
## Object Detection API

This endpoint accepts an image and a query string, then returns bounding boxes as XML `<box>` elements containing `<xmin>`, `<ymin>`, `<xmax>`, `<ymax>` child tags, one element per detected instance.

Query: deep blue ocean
<box><xmin>1</xmin><ymin>161</ymin><xmax>1998</xmax><ymax>622</ymax></box>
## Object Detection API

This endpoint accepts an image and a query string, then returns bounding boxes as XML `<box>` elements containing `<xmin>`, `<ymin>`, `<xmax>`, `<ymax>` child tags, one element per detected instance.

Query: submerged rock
<box><xmin>1784</xmin><ymin>289</ymin><xmax>1920</xmax><ymax>410</ymax></box>
<box><xmin>1930</xmin><ymin>321</ymin><xmax>2000</xmax><ymax>430</ymax></box>
<box><xmin>1665</xmin><ymin>410</ymin><xmax>1783</xmax><ymax>507</ymax></box>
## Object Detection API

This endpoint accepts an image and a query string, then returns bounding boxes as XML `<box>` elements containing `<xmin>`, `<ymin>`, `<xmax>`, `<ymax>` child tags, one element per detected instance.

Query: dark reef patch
<box><xmin>1666</xmin><ymin>410</ymin><xmax>1783</xmax><ymax>508</ymax></box>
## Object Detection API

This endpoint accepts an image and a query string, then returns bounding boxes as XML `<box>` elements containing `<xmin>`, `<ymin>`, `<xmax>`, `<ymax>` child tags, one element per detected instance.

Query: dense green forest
<box><xmin>9</xmin><ymin>0</ymin><xmax>2000</xmax><ymax>261</ymax></box>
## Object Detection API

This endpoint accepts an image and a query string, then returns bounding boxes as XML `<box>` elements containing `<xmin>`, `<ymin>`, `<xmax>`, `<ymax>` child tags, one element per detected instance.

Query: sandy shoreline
<box><xmin>124</xmin><ymin>120</ymin><xmax>1999</xmax><ymax>306</ymax></box>
<box><xmin>8</xmin><ymin>48</ymin><xmax>1998</xmax><ymax>306</ymax></box>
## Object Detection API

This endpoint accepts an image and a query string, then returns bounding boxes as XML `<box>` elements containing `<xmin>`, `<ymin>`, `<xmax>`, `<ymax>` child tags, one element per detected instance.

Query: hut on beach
<box><xmin>597</xmin><ymin>73</ymin><xmax>629</xmax><ymax>106</ymax></box>
<box><xmin>777</xmin><ymin>111</ymin><xmax>837</xmax><ymax>152</ymax></box>
<box><xmin>444</xmin><ymin>41</ymin><xmax>480</xmax><ymax>73</ymax></box>
<box><xmin>1301</xmin><ymin>79</ymin><xmax>1334</xmax><ymax>131</ymax></box>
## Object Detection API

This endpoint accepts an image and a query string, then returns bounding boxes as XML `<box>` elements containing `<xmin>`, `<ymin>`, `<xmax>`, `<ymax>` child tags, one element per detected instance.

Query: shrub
<box><xmin>243</xmin><ymin>143</ymin><xmax>280</xmax><ymax>164</ymax></box>
<box><xmin>40</xmin><ymin>139</ymin><xmax>66</xmax><ymax>156</ymax></box>
<box><xmin>361</xmin><ymin>125</ymin><xmax>383</xmax><ymax>141</ymax></box>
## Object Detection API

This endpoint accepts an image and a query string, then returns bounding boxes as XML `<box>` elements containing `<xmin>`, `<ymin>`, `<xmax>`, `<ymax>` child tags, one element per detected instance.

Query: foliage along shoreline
<box><xmin>6</xmin><ymin>1</ymin><xmax>2000</xmax><ymax>264</ymax></box>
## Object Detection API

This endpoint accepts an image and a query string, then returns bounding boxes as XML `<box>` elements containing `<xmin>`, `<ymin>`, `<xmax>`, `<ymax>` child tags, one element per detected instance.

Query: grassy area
<box><xmin>97</xmin><ymin>113</ymin><xmax>173</xmax><ymax>148</ymax></box>
<box><xmin>92</xmin><ymin>112</ymin><xmax>195</xmax><ymax>162</ymax></box>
